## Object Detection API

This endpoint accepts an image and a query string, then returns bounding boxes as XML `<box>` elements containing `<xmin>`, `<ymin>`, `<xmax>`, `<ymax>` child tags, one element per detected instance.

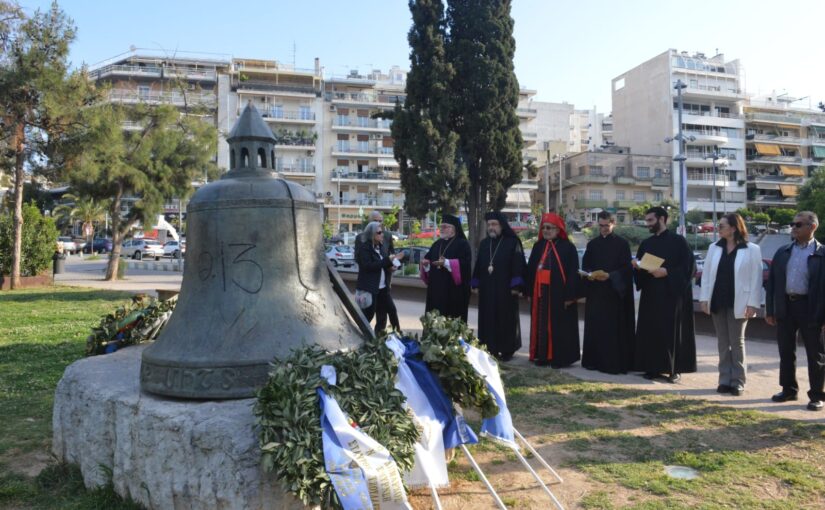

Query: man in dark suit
<box><xmin>765</xmin><ymin>211</ymin><xmax>825</xmax><ymax>411</ymax></box>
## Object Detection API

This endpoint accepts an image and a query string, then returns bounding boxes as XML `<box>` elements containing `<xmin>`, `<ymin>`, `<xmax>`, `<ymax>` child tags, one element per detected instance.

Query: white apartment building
<box><xmin>744</xmin><ymin>94</ymin><xmax>825</xmax><ymax>211</ymax></box>
<box><xmin>612</xmin><ymin>49</ymin><xmax>748</xmax><ymax>217</ymax></box>
<box><xmin>503</xmin><ymin>89</ymin><xmax>541</xmax><ymax>221</ymax></box>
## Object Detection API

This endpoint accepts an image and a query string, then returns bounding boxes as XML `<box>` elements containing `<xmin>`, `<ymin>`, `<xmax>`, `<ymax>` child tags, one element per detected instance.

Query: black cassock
<box><xmin>581</xmin><ymin>233</ymin><xmax>636</xmax><ymax>374</ymax></box>
<box><xmin>423</xmin><ymin>237</ymin><xmax>472</xmax><ymax>322</ymax></box>
<box><xmin>526</xmin><ymin>238</ymin><xmax>580</xmax><ymax>366</ymax></box>
<box><xmin>472</xmin><ymin>236</ymin><xmax>526</xmax><ymax>358</ymax></box>
<box><xmin>634</xmin><ymin>229</ymin><xmax>697</xmax><ymax>375</ymax></box>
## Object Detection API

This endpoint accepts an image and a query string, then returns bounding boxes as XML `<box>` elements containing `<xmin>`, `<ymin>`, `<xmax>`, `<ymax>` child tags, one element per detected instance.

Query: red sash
<box><xmin>529</xmin><ymin>241</ymin><xmax>566</xmax><ymax>361</ymax></box>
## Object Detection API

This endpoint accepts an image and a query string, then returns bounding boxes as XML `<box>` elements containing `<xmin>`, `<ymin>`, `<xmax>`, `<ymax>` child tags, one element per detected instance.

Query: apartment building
<box><xmin>744</xmin><ymin>95</ymin><xmax>825</xmax><ymax>210</ymax></box>
<box><xmin>548</xmin><ymin>149</ymin><xmax>672</xmax><ymax>225</ymax></box>
<box><xmin>321</xmin><ymin>68</ymin><xmax>407</xmax><ymax>231</ymax></box>
<box><xmin>89</xmin><ymin>50</ymin><xmax>230</xmax><ymax>217</ymax></box>
<box><xmin>218</xmin><ymin>58</ymin><xmax>324</xmax><ymax>200</ymax></box>
<box><xmin>502</xmin><ymin>89</ymin><xmax>541</xmax><ymax>221</ymax></box>
<box><xmin>612</xmin><ymin>49</ymin><xmax>748</xmax><ymax>218</ymax></box>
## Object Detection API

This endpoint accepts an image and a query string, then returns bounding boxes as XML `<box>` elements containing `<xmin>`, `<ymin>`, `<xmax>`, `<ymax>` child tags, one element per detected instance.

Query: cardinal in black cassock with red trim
<box><xmin>420</xmin><ymin>214</ymin><xmax>472</xmax><ymax>322</ymax></box>
<box><xmin>526</xmin><ymin>213</ymin><xmax>581</xmax><ymax>367</ymax></box>
<box><xmin>471</xmin><ymin>211</ymin><xmax>526</xmax><ymax>361</ymax></box>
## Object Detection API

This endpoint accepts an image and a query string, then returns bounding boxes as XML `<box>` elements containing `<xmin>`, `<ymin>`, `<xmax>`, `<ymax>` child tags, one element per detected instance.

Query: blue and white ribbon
<box><xmin>318</xmin><ymin>365</ymin><xmax>411</xmax><ymax>510</ymax></box>
<box><xmin>385</xmin><ymin>335</ymin><xmax>450</xmax><ymax>489</ymax></box>
<box><xmin>401</xmin><ymin>339</ymin><xmax>479</xmax><ymax>449</ymax></box>
<box><xmin>460</xmin><ymin>340</ymin><xmax>517</xmax><ymax>448</ymax></box>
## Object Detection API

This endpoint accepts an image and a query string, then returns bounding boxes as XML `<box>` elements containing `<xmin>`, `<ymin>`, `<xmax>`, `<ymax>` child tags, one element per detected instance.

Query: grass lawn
<box><xmin>2</xmin><ymin>287</ymin><xmax>825</xmax><ymax>509</ymax></box>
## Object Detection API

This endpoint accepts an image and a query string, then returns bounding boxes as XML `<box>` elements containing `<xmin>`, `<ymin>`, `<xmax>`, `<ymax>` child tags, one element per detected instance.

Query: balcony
<box><xmin>746</xmin><ymin>154</ymin><xmax>803</xmax><ymax>165</ymax></box>
<box><xmin>90</xmin><ymin>64</ymin><xmax>162</xmax><ymax>80</ymax></box>
<box><xmin>330</xmin><ymin>169</ymin><xmax>400</xmax><ymax>181</ymax></box>
<box><xmin>748</xmin><ymin>133</ymin><xmax>805</xmax><ymax>145</ymax></box>
<box><xmin>517</xmin><ymin>108</ymin><xmax>537</xmax><ymax>118</ymax></box>
<box><xmin>569</xmin><ymin>174</ymin><xmax>610</xmax><ymax>185</ymax></box>
<box><xmin>327</xmin><ymin>91</ymin><xmax>402</xmax><ymax>108</ymax></box>
<box><xmin>751</xmin><ymin>195</ymin><xmax>798</xmax><ymax>206</ymax></box>
<box><xmin>260</xmin><ymin>109</ymin><xmax>316</xmax><ymax>124</ymax></box>
<box><xmin>674</xmin><ymin>108</ymin><xmax>743</xmax><ymax>120</ymax></box>
<box><xmin>332</xmin><ymin>118</ymin><xmax>392</xmax><ymax>131</ymax></box>
<box><xmin>682</xmin><ymin>130</ymin><xmax>730</xmax><ymax>146</ymax></box>
<box><xmin>331</xmin><ymin>144</ymin><xmax>394</xmax><ymax>157</ymax></box>
<box><xmin>651</xmin><ymin>177</ymin><xmax>671</xmax><ymax>188</ymax></box>
<box><xmin>162</xmin><ymin>67</ymin><xmax>218</xmax><ymax>82</ymax></box>
<box><xmin>614</xmin><ymin>200</ymin><xmax>637</xmax><ymax>209</ymax></box>
<box><xmin>234</xmin><ymin>79</ymin><xmax>318</xmax><ymax>96</ymax></box>
<box><xmin>612</xmin><ymin>175</ymin><xmax>636</xmax><ymax>185</ymax></box>
<box><xmin>329</xmin><ymin>198</ymin><xmax>405</xmax><ymax>208</ymax></box>
<box><xmin>577</xmin><ymin>199</ymin><xmax>609</xmax><ymax>209</ymax></box>
<box><xmin>680</xmin><ymin>83</ymin><xmax>745</xmax><ymax>100</ymax></box>
<box><xmin>745</xmin><ymin>112</ymin><xmax>803</xmax><ymax>125</ymax></box>
<box><xmin>275</xmin><ymin>161</ymin><xmax>315</xmax><ymax>175</ymax></box>
<box><xmin>107</xmin><ymin>89</ymin><xmax>216</xmax><ymax>108</ymax></box>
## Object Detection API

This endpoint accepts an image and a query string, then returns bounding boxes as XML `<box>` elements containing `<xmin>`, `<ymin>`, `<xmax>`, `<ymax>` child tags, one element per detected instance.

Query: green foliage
<box><xmin>392</xmin><ymin>0</ymin><xmax>465</xmax><ymax>217</ymax></box>
<box><xmin>322</xmin><ymin>221</ymin><xmax>333</xmax><ymax>240</ymax></box>
<box><xmin>447</xmin><ymin>0</ymin><xmax>523</xmax><ymax>246</ymax></box>
<box><xmin>51</xmin><ymin>193</ymin><xmax>108</xmax><ymax>237</ymax></box>
<box><xmin>798</xmin><ymin>166</ymin><xmax>825</xmax><ymax>240</ymax></box>
<box><xmin>416</xmin><ymin>311</ymin><xmax>499</xmax><ymax>419</ymax></box>
<box><xmin>0</xmin><ymin>202</ymin><xmax>57</xmax><ymax>276</ymax></box>
<box><xmin>85</xmin><ymin>294</ymin><xmax>177</xmax><ymax>355</ymax></box>
<box><xmin>384</xmin><ymin>204</ymin><xmax>400</xmax><ymax>231</ymax></box>
<box><xmin>255</xmin><ymin>338</ymin><xmax>418</xmax><ymax>508</ymax></box>
<box><xmin>628</xmin><ymin>202</ymin><xmax>652</xmax><ymax>221</ymax></box>
<box><xmin>751</xmin><ymin>212</ymin><xmax>770</xmax><ymax>225</ymax></box>
<box><xmin>685</xmin><ymin>209</ymin><xmax>705</xmax><ymax>227</ymax></box>
<box><xmin>767</xmin><ymin>207</ymin><xmax>797</xmax><ymax>227</ymax></box>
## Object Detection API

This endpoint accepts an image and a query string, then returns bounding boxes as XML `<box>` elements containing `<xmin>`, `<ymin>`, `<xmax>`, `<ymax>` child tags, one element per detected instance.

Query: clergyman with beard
<box><xmin>632</xmin><ymin>206</ymin><xmax>697</xmax><ymax>383</ymax></box>
<box><xmin>471</xmin><ymin>211</ymin><xmax>526</xmax><ymax>361</ymax></box>
<box><xmin>421</xmin><ymin>214</ymin><xmax>472</xmax><ymax>322</ymax></box>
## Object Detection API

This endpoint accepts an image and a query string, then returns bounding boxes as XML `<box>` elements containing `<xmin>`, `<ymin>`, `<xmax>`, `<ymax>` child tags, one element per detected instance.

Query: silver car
<box><xmin>121</xmin><ymin>239</ymin><xmax>165</xmax><ymax>260</ymax></box>
<box><xmin>58</xmin><ymin>236</ymin><xmax>79</xmax><ymax>254</ymax></box>
<box><xmin>325</xmin><ymin>245</ymin><xmax>355</xmax><ymax>267</ymax></box>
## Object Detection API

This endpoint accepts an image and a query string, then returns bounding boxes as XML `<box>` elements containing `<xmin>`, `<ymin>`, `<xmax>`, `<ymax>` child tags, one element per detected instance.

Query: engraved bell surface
<box><xmin>140</xmin><ymin>103</ymin><xmax>363</xmax><ymax>399</ymax></box>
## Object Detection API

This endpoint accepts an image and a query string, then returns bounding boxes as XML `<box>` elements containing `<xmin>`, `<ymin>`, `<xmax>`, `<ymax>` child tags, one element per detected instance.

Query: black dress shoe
<box><xmin>642</xmin><ymin>372</ymin><xmax>656</xmax><ymax>380</ymax></box>
<box><xmin>771</xmin><ymin>390</ymin><xmax>798</xmax><ymax>403</ymax></box>
<box><xmin>807</xmin><ymin>400</ymin><xmax>824</xmax><ymax>411</ymax></box>
<box><xmin>717</xmin><ymin>384</ymin><xmax>732</xmax><ymax>393</ymax></box>
<box><xmin>730</xmin><ymin>385</ymin><xmax>744</xmax><ymax>396</ymax></box>
<box><xmin>666</xmin><ymin>373</ymin><xmax>681</xmax><ymax>384</ymax></box>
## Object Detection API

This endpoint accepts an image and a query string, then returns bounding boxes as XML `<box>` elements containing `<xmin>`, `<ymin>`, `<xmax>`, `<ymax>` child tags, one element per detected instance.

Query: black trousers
<box><xmin>364</xmin><ymin>287</ymin><xmax>400</xmax><ymax>335</ymax></box>
<box><xmin>776</xmin><ymin>297</ymin><xmax>825</xmax><ymax>401</ymax></box>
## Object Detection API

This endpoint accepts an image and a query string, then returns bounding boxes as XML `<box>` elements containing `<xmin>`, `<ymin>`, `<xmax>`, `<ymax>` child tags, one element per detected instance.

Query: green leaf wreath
<box><xmin>85</xmin><ymin>294</ymin><xmax>178</xmax><ymax>355</ymax></box>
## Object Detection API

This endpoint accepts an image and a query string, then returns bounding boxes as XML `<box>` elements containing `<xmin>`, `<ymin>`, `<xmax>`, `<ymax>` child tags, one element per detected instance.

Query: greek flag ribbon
<box><xmin>460</xmin><ymin>340</ymin><xmax>517</xmax><ymax>448</ymax></box>
<box><xmin>318</xmin><ymin>365</ymin><xmax>411</xmax><ymax>510</ymax></box>
<box><xmin>385</xmin><ymin>335</ymin><xmax>450</xmax><ymax>489</ymax></box>
<box><xmin>401</xmin><ymin>338</ymin><xmax>479</xmax><ymax>449</ymax></box>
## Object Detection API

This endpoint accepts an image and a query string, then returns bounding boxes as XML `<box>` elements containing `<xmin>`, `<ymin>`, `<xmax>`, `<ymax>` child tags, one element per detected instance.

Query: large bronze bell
<box><xmin>141</xmin><ymin>103</ymin><xmax>363</xmax><ymax>399</ymax></box>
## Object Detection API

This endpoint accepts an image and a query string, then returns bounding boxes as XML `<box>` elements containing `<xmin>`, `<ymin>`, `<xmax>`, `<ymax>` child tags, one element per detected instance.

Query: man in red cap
<box><xmin>525</xmin><ymin>213</ymin><xmax>581</xmax><ymax>367</ymax></box>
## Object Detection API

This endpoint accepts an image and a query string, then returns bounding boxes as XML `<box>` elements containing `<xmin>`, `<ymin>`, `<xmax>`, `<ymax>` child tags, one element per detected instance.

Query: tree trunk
<box><xmin>466</xmin><ymin>178</ymin><xmax>485</xmax><ymax>262</ymax></box>
<box><xmin>105</xmin><ymin>189</ymin><xmax>123</xmax><ymax>281</ymax></box>
<box><xmin>10</xmin><ymin>122</ymin><xmax>25</xmax><ymax>290</ymax></box>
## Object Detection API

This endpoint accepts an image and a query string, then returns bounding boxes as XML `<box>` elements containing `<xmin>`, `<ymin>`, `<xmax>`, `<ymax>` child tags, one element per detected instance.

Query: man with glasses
<box><xmin>581</xmin><ymin>211</ymin><xmax>635</xmax><ymax>374</ymax></box>
<box><xmin>765</xmin><ymin>211</ymin><xmax>825</xmax><ymax>411</ymax></box>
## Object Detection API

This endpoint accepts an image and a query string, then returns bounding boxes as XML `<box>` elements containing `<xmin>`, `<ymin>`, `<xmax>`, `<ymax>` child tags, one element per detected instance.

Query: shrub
<box><xmin>0</xmin><ymin>202</ymin><xmax>59</xmax><ymax>276</ymax></box>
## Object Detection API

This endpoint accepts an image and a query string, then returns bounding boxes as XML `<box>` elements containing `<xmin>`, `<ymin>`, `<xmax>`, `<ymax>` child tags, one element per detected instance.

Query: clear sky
<box><xmin>19</xmin><ymin>0</ymin><xmax>825</xmax><ymax>112</ymax></box>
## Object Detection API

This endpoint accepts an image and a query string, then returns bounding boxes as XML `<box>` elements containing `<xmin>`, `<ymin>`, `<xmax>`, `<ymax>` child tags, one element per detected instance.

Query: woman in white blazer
<box><xmin>699</xmin><ymin>213</ymin><xmax>763</xmax><ymax>396</ymax></box>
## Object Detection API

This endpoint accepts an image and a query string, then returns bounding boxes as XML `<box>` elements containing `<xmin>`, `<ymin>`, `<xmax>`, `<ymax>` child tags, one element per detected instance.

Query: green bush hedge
<box><xmin>0</xmin><ymin>203</ymin><xmax>59</xmax><ymax>276</ymax></box>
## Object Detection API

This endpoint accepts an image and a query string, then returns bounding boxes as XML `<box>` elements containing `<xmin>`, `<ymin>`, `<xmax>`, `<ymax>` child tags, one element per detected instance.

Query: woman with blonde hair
<box><xmin>699</xmin><ymin>213</ymin><xmax>763</xmax><ymax>396</ymax></box>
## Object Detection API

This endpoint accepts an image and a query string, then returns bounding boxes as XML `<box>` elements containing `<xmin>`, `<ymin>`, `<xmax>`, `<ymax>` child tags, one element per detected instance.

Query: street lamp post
<box><xmin>705</xmin><ymin>147</ymin><xmax>728</xmax><ymax>242</ymax></box>
<box><xmin>544</xmin><ymin>143</ymin><xmax>550</xmax><ymax>212</ymax></box>
<box><xmin>665</xmin><ymin>79</ymin><xmax>693</xmax><ymax>236</ymax></box>
<box><xmin>558</xmin><ymin>155</ymin><xmax>564</xmax><ymax>217</ymax></box>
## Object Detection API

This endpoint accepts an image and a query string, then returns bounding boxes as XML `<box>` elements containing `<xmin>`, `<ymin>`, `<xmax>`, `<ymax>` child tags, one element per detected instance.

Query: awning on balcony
<box><xmin>506</xmin><ymin>190</ymin><xmax>532</xmax><ymax>204</ymax></box>
<box><xmin>377</xmin><ymin>158</ymin><xmax>397</xmax><ymax>167</ymax></box>
<box><xmin>779</xmin><ymin>185</ymin><xmax>798</xmax><ymax>197</ymax></box>
<box><xmin>754</xmin><ymin>143</ymin><xmax>781</xmax><ymax>155</ymax></box>
<box><xmin>812</xmin><ymin>146</ymin><xmax>825</xmax><ymax>158</ymax></box>
<box><xmin>779</xmin><ymin>165</ymin><xmax>805</xmax><ymax>176</ymax></box>
<box><xmin>754</xmin><ymin>182</ymin><xmax>780</xmax><ymax>190</ymax></box>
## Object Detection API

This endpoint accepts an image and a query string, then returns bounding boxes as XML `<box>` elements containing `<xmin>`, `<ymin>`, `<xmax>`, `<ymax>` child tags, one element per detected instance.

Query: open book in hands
<box><xmin>637</xmin><ymin>253</ymin><xmax>665</xmax><ymax>272</ymax></box>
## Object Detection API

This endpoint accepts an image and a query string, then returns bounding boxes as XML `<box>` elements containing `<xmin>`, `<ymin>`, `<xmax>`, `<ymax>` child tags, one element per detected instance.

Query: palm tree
<box><xmin>52</xmin><ymin>194</ymin><xmax>108</xmax><ymax>253</ymax></box>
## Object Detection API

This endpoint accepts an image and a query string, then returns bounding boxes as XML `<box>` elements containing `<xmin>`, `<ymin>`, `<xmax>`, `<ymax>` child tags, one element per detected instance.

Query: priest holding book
<box><xmin>632</xmin><ymin>206</ymin><xmax>697</xmax><ymax>383</ymax></box>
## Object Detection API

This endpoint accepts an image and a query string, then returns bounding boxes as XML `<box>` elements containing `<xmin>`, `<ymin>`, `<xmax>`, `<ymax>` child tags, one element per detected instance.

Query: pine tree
<box><xmin>392</xmin><ymin>0</ymin><xmax>465</xmax><ymax>218</ymax></box>
<box><xmin>446</xmin><ymin>0</ymin><xmax>523</xmax><ymax>248</ymax></box>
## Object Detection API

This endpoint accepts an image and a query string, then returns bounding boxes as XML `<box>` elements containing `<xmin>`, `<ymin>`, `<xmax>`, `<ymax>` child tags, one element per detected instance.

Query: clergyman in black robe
<box><xmin>526</xmin><ymin>212</ymin><xmax>580</xmax><ymax>367</ymax></box>
<box><xmin>581</xmin><ymin>211</ymin><xmax>635</xmax><ymax>374</ymax></box>
<box><xmin>471</xmin><ymin>211</ymin><xmax>526</xmax><ymax>361</ymax></box>
<box><xmin>633</xmin><ymin>206</ymin><xmax>697</xmax><ymax>382</ymax></box>
<box><xmin>421</xmin><ymin>214</ymin><xmax>472</xmax><ymax>322</ymax></box>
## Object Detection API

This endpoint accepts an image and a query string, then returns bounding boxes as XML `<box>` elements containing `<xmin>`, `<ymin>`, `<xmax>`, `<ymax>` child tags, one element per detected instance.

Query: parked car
<box><xmin>163</xmin><ymin>240</ymin><xmax>186</xmax><ymax>258</ymax></box>
<box><xmin>121</xmin><ymin>239</ymin><xmax>165</xmax><ymax>260</ymax></box>
<box><xmin>384</xmin><ymin>230</ymin><xmax>408</xmax><ymax>241</ymax></box>
<box><xmin>696</xmin><ymin>222</ymin><xmax>715</xmax><ymax>234</ymax></box>
<box><xmin>82</xmin><ymin>237</ymin><xmax>113</xmax><ymax>254</ymax></box>
<box><xmin>778</xmin><ymin>225</ymin><xmax>792</xmax><ymax>234</ymax></box>
<box><xmin>410</xmin><ymin>229</ymin><xmax>438</xmax><ymax>239</ymax></box>
<box><xmin>57</xmin><ymin>236</ymin><xmax>80</xmax><ymax>254</ymax></box>
<box><xmin>325</xmin><ymin>245</ymin><xmax>355</xmax><ymax>267</ymax></box>
<box><xmin>400</xmin><ymin>246</ymin><xmax>430</xmax><ymax>265</ymax></box>
<box><xmin>694</xmin><ymin>258</ymin><xmax>771</xmax><ymax>289</ymax></box>
<box><xmin>328</xmin><ymin>232</ymin><xmax>360</xmax><ymax>246</ymax></box>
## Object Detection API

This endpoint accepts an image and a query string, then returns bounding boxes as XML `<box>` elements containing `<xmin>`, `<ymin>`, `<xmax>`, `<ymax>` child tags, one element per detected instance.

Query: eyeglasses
<box><xmin>542</xmin><ymin>225</ymin><xmax>558</xmax><ymax>230</ymax></box>
<box><xmin>790</xmin><ymin>222</ymin><xmax>810</xmax><ymax>229</ymax></box>
<box><xmin>376</xmin><ymin>231</ymin><xmax>384</xmax><ymax>234</ymax></box>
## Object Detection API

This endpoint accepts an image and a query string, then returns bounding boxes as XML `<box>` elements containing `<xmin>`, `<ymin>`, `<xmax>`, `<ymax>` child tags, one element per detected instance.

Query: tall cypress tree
<box><xmin>447</xmin><ymin>0</ymin><xmax>523</xmax><ymax>249</ymax></box>
<box><xmin>393</xmin><ymin>0</ymin><xmax>465</xmax><ymax>218</ymax></box>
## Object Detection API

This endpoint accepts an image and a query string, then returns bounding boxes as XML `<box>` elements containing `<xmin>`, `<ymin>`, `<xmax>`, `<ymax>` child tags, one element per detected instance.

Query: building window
<box><xmin>271</xmin><ymin>105</ymin><xmax>283</xmax><ymax>119</ymax></box>
<box><xmin>578</xmin><ymin>166</ymin><xmax>586</xmax><ymax>176</ymax></box>
<box><xmin>654</xmin><ymin>191</ymin><xmax>663</xmax><ymax>202</ymax></box>
<box><xmin>589</xmin><ymin>190</ymin><xmax>603</xmax><ymax>200</ymax></box>
<box><xmin>137</xmin><ymin>85</ymin><xmax>150</xmax><ymax>100</ymax></box>
<box><xmin>299</xmin><ymin>106</ymin><xmax>311</xmax><ymax>120</ymax></box>
<box><xmin>615</xmin><ymin>166</ymin><xmax>625</xmax><ymax>176</ymax></box>
<box><xmin>636</xmin><ymin>167</ymin><xmax>650</xmax><ymax>178</ymax></box>
<box><xmin>616</xmin><ymin>190</ymin><xmax>625</xmax><ymax>200</ymax></box>
<box><xmin>590</xmin><ymin>166</ymin><xmax>604</xmax><ymax>176</ymax></box>
<box><xmin>633</xmin><ymin>191</ymin><xmax>646</xmax><ymax>201</ymax></box>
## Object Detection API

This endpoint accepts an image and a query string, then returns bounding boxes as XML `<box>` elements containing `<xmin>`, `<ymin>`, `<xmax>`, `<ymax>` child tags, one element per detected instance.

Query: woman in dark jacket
<box><xmin>356</xmin><ymin>221</ymin><xmax>404</xmax><ymax>335</ymax></box>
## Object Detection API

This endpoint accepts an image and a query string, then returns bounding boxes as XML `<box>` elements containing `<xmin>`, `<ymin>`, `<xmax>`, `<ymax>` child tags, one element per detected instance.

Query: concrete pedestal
<box><xmin>52</xmin><ymin>345</ymin><xmax>307</xmax><ymax>510</ymax></box>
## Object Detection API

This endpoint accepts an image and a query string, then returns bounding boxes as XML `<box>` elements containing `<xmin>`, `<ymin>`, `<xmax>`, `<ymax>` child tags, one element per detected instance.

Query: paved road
<box><xmin>55</xmin><ymin>255</ymin><xmax>823</xmax><ymax>422</ymax></box>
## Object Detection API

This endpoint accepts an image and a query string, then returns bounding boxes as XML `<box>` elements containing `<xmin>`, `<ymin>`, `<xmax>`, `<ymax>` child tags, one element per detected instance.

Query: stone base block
<box><xmin>52</xmin><ymin>345</ymin><xmax>307</xmax><ymax>510</ymax></box>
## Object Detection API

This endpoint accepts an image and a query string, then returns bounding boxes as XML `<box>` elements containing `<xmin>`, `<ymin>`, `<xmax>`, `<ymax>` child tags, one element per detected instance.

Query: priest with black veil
<box><xmin>471</xmin><ymin>211</ymin><xmax>526</xmax><ymax>361</ymax></box>
<box><xmin>581</xmin><ymin>211</ymin><xmax>635</xmax><ymax>374</ymax></box>
<box><xmin>633</xmin><ymin>206</ymin><xmax>697</xmax><ymax>383</ymax></box>
<box><xmin>525</xmin><ymin>212</ymin><xmax>581</xmax><ymax>367</ymax></box>
<box><xmin>420</xmin><ymin>214</ymin><xmax>472</xmax><ymax>322</ymax></box>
